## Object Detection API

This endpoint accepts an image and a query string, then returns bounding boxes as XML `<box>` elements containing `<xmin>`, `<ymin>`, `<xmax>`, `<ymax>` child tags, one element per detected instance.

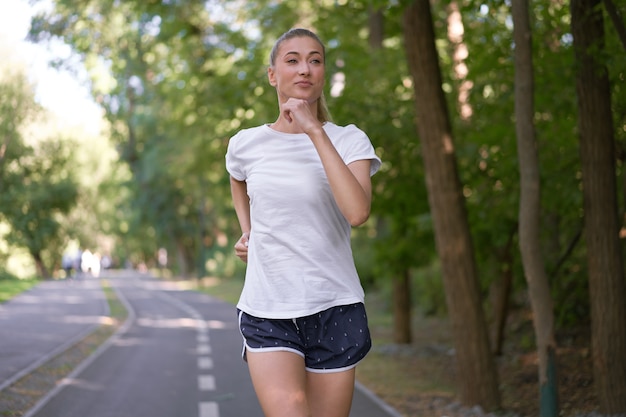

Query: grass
<box><xmin>102</xmin><ymin>279</ymin><xmax>128</xmax><ymax>321</ymax></box>
<box><xmin>0</xmin><ymin>278</ymin><xmax>39</xmax><ymax>303</ymax></box>
<box><xmin>194</xmin><ymin>276</ymin><xmax>244</xmax><ymax>305</ymax></box>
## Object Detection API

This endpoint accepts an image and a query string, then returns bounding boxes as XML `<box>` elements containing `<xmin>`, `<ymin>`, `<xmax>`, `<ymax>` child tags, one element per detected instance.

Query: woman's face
<box><xmin>268</xmin><ymin>36</ymin><xmax>325</xmax><ymax>104</ymax></box>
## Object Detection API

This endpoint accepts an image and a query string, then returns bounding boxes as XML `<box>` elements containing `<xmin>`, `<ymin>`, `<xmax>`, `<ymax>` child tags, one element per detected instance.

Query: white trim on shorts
<box><xmin>305</xmin><ymin>362</ymin><xmax>359</xmax><ymax>374</ymax></box>
<box><xmin>236</xmin><ymin>309</ymin><xmax>367</xmax><ymax>373</ymax></box>
<box><xmin>238</xmin><ymin>310</ymin><xmax>304</xmax><ymax>362</ymax></box>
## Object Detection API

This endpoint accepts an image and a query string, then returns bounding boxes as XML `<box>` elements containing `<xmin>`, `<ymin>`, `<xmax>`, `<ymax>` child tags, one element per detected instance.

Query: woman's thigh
<box><xmin>307</xmin><ymin>368</ymin><xmax>356</xmax><ymax>417</ymax></box>
<box><xmin>246</xmin><ymin>350</ymin><xmax>356</xmax><ymax>417</ymax></box>
<box><xmin>247</xmin><ymin>350</ymin><xmax>310</xmax><ymax>417</ymax></box>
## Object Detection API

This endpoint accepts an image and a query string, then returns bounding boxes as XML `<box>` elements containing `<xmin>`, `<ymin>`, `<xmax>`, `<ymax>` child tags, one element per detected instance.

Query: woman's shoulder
<box><xmin>323</xmin><ymin>122</ymin><xmax>369</xmax><ymax>142</ymax></box>
<box><xmin>230</xmin><ymin>124</ymin><xmax>269</xmax><ymax>140</ymax></box>
<box><xmin>226</xmin><ymin>126</ymin><xmax>271</xmax><ymax>161</ymax></box>
<box><xmin>324</xmin><ymin>122</ymin><xmax>364</xmax><ymax>134</ymax></box>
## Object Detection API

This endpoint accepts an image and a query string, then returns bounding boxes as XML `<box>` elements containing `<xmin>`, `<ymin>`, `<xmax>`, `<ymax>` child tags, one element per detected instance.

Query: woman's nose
<box><xmin>298</xmin><ymin>62</ymin><xmax>310</xmax><ymax>75</ymax></box>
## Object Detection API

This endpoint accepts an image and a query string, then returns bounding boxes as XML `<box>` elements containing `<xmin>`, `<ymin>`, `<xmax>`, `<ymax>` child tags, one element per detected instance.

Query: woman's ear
<box><xmin>267</xmin><ymin>67</ymin><xmax>277</xmax><ymax>87</ymax></box>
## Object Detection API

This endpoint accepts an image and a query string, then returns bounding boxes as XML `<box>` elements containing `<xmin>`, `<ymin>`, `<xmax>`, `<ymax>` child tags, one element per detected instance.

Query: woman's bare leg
<box><xmin>307</xmin><ymin>368</ymin><xmax>356</xmax><ymax>417</ymax></box>
<box><xmin>246</xmin><ymin>350</ymin><xmax>310</xmax><ymax>417</ymax></box>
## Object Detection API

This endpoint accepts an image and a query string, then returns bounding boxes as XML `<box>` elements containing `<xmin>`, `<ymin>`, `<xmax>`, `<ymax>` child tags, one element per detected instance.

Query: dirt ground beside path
<box><xmin>356</xmin><ymin>306</ymin><xmax>598</xmax><ymax>417</ymax></box>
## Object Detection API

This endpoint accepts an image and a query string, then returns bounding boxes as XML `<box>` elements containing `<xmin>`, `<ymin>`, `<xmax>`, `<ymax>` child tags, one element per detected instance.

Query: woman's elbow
<box><xmin>347</xmin><ymin>207</ymin><xmax>371</xmax><ymax>227</ymax></box>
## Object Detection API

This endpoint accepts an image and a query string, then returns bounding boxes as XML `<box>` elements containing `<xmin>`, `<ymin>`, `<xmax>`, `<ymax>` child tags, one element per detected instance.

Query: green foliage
<box><xmin>22</xmin><ymin>0</ymin><xmax>626</xmax><ymax>327</ymax></box>
<box><xmin>364</xmin><ymin>260</ymin><xmax>446</xmax><ymax>317</ymax></box>
<box><xmin>0</xmin><ymin>68</ymin><xmax>82</xmax><ymax>278</ymax></box>
<box><xmin>412</xmin><ymin>261</ymin><xmax>448</xmax><ymax>316</ymax></box>
<box><xmin>0</xmin><ymin>137</ymin><xmax>79</xmax><ymax>276</ymax></box>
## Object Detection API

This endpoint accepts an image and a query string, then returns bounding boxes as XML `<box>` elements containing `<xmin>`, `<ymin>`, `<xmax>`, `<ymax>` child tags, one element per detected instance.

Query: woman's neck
<box><xmin>269</xmin><ymin>117</ymin><xmax>306</xmax><ymax>134</ymax></box>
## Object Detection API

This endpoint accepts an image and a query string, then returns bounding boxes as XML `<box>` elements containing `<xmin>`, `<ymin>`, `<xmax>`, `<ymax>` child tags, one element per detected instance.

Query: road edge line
<box><xmin>0</xmin><ymin>279</ymin><xmax>110</xmax><ymax>393</ymax></box>
<box><xmin>22</xmin><ymin>281</ymin><xmax>136</xmax><ymax>417</ymax></box>
<box><xmin>354</xmin><ymin>380</ymin><xmax>405</xmax><ymax>417</ymax></box>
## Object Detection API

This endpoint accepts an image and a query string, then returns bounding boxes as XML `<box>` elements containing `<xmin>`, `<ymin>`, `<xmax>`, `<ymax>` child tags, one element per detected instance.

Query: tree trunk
<box><xmin>602</xmin><ymin>0</ymin><xmax>626</xmax><ymax>51</ymax></box>
<box><xmin>369</xmin><ymin>6</ymin><xmax>414</xmax><ymax>345</ymax></box>
<box><xmin>488</xmin><ymin>268</ymin><xmax>511</xmax><ymax>356</ymax></box>
<box><xmin>368</xmin><ymin>7</ymin><xmax>384</xmax><ymax>49</ymax></box>
<box><xmin>571</xmin><ymin>0</ymin><xmax>626</xmax><ymax>412</ymax></box>
<box><xmin>402</xmin><ymin>1</ymin><xmax>500</xmax><ymax>410</ymax></box>
<box><xmin>174</xmin><ymin>237</ymin><xmax>191</xmax><ymax>277</ymax></box>
<box><xmin>393</xmin><ymin>269</ymin><xmax>412</xmax><ymax>344</ymax></box>
<box><xmin>32</xmin><ymin>251</ymin><xmax>51</xmax><ymax>279</ymax></box>
<box><xmin>488</xmin><ymin>231</ymin><xmax>515</xmax><ymax>356</ymax></box>
<box><xmin>511</xmin><ymin>0</ymin><xmax>559</xmax><ymax>415</ymax></box>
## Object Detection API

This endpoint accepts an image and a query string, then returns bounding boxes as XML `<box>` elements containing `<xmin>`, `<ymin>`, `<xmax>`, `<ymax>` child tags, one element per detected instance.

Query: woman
<box><xmin>225</xmin><ymin>28</ymin><xmax>381</xmax><ymax>417</ymax></box>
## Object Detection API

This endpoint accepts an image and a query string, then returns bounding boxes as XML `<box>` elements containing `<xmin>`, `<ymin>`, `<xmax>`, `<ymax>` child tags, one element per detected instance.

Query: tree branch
<box><xmin>603</xmin><ymin>0</ymin><xmax>626</xmax><ymax>51</ymax></box>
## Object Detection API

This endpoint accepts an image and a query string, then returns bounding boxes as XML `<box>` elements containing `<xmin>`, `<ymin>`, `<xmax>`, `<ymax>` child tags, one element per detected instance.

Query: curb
<box><xmin>355</xmin><ymin>380</ymin><xmax>404</xmax><ymax>417</ymax></box>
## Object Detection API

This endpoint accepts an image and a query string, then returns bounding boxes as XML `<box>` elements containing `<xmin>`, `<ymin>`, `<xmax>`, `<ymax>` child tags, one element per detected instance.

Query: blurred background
<box><xmin>1</xmin><ymin>0</ymin><xmax>625</xmax><ymax>414</ymax></box>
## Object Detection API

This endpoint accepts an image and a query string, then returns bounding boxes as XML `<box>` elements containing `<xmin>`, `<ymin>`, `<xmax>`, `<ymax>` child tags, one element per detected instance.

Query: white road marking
<box><xmin>147</xmin><ymin>285</ymin><xmax>222</xmax><ymax>416</ymax></box>
<box><xmin>198</xmin><ymin>374</ymin><xmax>216</xmax><ymax>391</ymax></box>
<box><xmin>199</xmin><ymin>401</ymin><xmax>219</xmax><ymax>417</ymax></box>
<box><xmin>198</xmin><ymin>357</ymin><xmax>214</xmax><ymax>370</ymax></box>
<box><xmin>198</xmin><ymin>344</ymin><xmax>212</xmax><ymax>355</ymax></box>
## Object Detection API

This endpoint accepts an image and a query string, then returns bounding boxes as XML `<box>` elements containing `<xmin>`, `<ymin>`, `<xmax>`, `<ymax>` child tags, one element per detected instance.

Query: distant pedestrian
<box><xmin>61</xmin><ymin>252</ymin><xmax>74</xmax><ymax>278</ymax></box>
<box><xmin>81</xmin><ymin>249</ymin><xmax>94</xmax><ymax>275</ymax></box>
<box><xmin>226</xmin><ymin>28</ymin><xmax>381</xmax><ymax>417</ymax></box>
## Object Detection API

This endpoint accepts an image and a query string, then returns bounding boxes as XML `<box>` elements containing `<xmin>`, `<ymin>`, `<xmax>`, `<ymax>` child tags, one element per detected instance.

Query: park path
<box><xmin>1</xmin><ymin>271</ymin><xmax>401</xmax><ymax>417</ymax></box>
<box><xmin>0</xmin><ymin>276</ymin><xmax>107</xmax><ymax>391</ymax></box>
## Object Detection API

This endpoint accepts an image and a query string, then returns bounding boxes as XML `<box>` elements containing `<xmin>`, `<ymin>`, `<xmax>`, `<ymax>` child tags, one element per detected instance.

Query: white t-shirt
<box><xmin>225</xmin><ymin>122</ymin><xmax>381</xmax><ymax>319</ymax></box>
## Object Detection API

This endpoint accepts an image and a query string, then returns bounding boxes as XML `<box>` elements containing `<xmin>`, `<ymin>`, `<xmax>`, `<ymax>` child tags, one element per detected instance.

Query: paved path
<box><xmin>0</xmin><ymin>272</ymin><xmax>401</xmax><ymax>417</ymax></box>
<box><xmin>0</xmin><ymin>277</ymin><xmax>107</xmax><ymax>391</ymax></box>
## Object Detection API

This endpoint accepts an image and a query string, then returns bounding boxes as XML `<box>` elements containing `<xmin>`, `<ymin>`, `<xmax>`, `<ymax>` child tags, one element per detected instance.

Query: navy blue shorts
<box><xmin>238</xmin><ymin>303</ymin><xmax>372</xmax><ymax>373</ymax></box>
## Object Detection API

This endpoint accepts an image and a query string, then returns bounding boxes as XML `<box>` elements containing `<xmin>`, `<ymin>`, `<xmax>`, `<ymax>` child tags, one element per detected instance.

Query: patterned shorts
<box><xmin>238</xmin><ymin>303</ymin><xmax>372</xmax><ymax>373</ymax></box>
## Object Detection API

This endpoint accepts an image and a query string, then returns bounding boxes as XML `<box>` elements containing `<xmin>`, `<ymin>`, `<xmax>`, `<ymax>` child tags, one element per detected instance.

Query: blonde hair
<box><xmin>269</xmin><ymin>28</ymin><xmax>332</xmax><ymax>123</ymax></box>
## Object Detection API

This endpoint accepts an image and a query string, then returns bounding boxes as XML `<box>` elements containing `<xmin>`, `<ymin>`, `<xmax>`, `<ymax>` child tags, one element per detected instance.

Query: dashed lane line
<box><xmin>198</xmin><ymin>357</ymin><xmax>214</xmax><ymax>370</ymax></box>
<box><xmin>150</xmin><ymin>287</ymin><xmax>222</xmax><ymax>417</ymax></box>
<box><xmin>198</xmin><ymin>344</ymin><xmax>212</xmax><ymax>355</ymax></box>
<box><xmin>199</xmin><ymin>401</ymin><xmax>219</xmax><ymax>417</ymax></box>
<box><xmin>198</xmin><ymin>375</ymin><xmax>216</xmax><ymax>391</ymax></box>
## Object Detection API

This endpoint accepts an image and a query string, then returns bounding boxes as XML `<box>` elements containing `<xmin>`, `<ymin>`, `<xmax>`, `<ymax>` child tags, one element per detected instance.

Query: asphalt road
<box><xmin>25</xmin><ymin>273</ymin><xmax>262</xmax><ymax>417</ymax></box>
<box><xmin>0</xmin><ymin>277</ymin><xmax>107</xmax><ymax>391</ymax></box>
<box><xmin>2</xmin><ymin>272</ymin><xmax>401</xmax><ymax>417</ymax></box>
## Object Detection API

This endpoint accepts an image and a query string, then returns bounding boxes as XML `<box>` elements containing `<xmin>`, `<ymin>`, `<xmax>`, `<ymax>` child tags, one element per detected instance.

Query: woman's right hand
<box><xmin>234</xmin><ymin>232</ymin><xmax>249</xmax><ymax>263</ymax></box>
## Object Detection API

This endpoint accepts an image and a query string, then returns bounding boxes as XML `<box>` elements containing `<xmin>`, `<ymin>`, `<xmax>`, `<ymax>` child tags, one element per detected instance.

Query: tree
<box><xmin>402</xmin><ymin>0</ymin><xmax>500</xmax><ymax>410</ymax></box>
<box><xmin>0</xmin><ymin>68</ymin><xmax>80</xmax><ymax>278</ymax></box>
<box><xmin>29</xmin><ymin>0</ymin><xmax>247</xmax><ymax>274</ymax></box>
<box><xmin>0</xmin><ymin>133</ymin><xmax>79</xmax><ymax>278</ymax></box>
<box><xmin>571</xmin><ymin>0</ymin><xmax>626</xmax><ymax>411</ymax></box>
<box><xmin>0</xmin><ymin>32</ymin><xmax>120</xmax><ymax>278</ymax></box>
<box><xmin>368</xmin><ymin>6</ymin><xmax>411</xmax><ymax>344</ymax></box>
<box><xmin>0</xmin><ymin>72</ymin><xmax>36</xmax><ymax>182</ymax></box>
<box><xmin>511</xmin><ymin>0</ymin><xmax>559</xmax><ymax>414</ymax></box>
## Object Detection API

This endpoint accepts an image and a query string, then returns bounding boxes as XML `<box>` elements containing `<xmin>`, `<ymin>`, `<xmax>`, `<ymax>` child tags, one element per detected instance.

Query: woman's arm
<box><xmin>308</xmin><ymin>130</ymin><xmax>373</xmax><ymax>227</ymax></box>
<box><xmin>280</xmin><ymin>98</ymin><xmax>373</xmax><ymax>227</ymax></box>
<box><xmin>230</xmin><ymin>176</ymin><xmax>251</xmax><ymax>262</ymax></box>
<box><xmin>309</xmin><ymin>128</ymin><xmax>372</xmax><ymax>226</ymax></box>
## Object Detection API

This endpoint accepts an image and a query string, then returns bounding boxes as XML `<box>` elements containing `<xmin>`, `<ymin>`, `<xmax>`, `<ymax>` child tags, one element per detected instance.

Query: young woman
<box><xmin>225</xmin><ymin>28</ymin><xmax>381</xmax><ymax>417</ymax></box>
